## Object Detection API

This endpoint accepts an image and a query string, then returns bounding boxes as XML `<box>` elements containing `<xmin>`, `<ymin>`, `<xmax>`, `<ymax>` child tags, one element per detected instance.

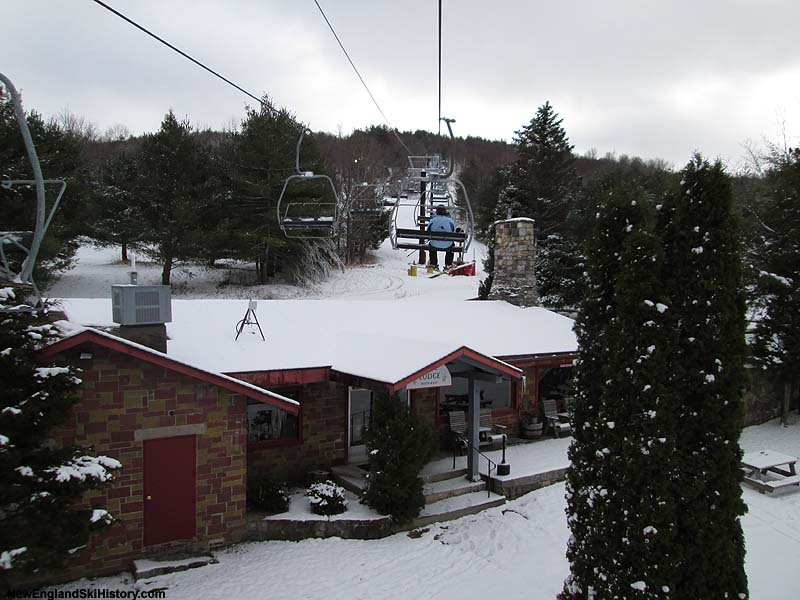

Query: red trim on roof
<box><xmin>387</xmin><ymin>346</ymin><xmax>522</xmax><ymax>394</ymax></box>
<box><xmin>228</xmin><ymin>367</ymin><xmax>330</xmax><ymax>386</ymax></box>
<box><xmin>39</xmin><ymin>331</ymin><xmax>299</xmax><ymax>415</ymax></box>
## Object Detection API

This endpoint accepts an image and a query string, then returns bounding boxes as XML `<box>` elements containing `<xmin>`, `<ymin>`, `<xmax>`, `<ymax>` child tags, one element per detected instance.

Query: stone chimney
<box><xmin>488</xmin><ymin>217</ymin><xmax>538</xmax><ymax>307</ymax></box>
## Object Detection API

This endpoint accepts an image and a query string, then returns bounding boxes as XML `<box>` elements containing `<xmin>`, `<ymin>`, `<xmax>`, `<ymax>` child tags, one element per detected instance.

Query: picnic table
<box><xmin>741</xmin><ymin>450</ymin><xmax>800</xmax><ymax>494</ymax></box>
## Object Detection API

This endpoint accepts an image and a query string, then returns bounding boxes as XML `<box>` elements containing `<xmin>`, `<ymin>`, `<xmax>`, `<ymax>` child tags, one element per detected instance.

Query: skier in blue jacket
<box><xmin>427</xmin><ymin>205</ymin><xmax>456</xmax><ymax>269</ymax></box>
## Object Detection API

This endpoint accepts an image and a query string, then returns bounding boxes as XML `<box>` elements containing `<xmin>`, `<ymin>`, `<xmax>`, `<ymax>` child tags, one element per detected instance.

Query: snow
<box><xmin>90</xmin><ymin>509</ymin><xmax>111</xmax><ymax>524</ymax></box>
<box><xmin>48</xmin><ymin>455</ymin><xmax>121</xmax><ymax>483</ymax></box>
<box><xmin>39</xmin><ymin>419</ymin><xmax>800</xmax><ymax>599</ymax></box>
<box><xmin>34</xmin><ymin>366</ymin><xmax>71</xmax><ymax>378</ymax></box>
<box><xmin>0</xmin><ymin>547</ymin><xmax>27</xmax><ymax>571</ymax></box>
<box><xmin>0</xmin><ymin>434</ymin><xmax>9</xmax><ymax>446</ymax></box>
<box><xmin>630</xmin><ymin>581</ymin><xmax>647</xmax><ymax>591</ymax></box>
<box><xmin>56</xmin><ymin>298</ymin><xmax>574</xmax><ymax>385</ymax></box>
<box><xmin>265</xmin><ymin>489</ymin><xmax>383</xmax><ymax>522</ymax></box>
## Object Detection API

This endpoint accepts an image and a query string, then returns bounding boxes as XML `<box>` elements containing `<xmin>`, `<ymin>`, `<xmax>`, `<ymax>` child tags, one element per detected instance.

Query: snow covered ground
<box><xmin>51</xmin><ymin>419</ymin><xmax>800</xmax><ymax>600</ymax></box>
<box><xmin>47</xmin><ymin>202</ymin><xmax>488</xmax><ymax>303</ymax></box>
<box><xmin>44</xmin><ymin>205</ymin><xmax>800</xmax><ymax>598</ymax></box>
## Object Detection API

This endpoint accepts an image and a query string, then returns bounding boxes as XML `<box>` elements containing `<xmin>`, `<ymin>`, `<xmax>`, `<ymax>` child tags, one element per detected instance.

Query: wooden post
<box><xmin>782</xmin><ymin>382</ymin><xmax>791</xmax><ymax>426</ymax></box>
<box><xmin>419</xmin><ymin>170</ymin><xmax>427</xmax><ymax>265</ymax></box>
<box><xmin>467</xmin><ymin>376</ymin><xmax>480</xmax><ymax>482</ymax></box>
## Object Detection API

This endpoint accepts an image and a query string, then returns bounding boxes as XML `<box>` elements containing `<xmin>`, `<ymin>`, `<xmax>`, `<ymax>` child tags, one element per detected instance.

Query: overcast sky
<box><xmin>5</xmin><ymin>0</ymin><xmax>800</xmax><ymax>167</ymax></box>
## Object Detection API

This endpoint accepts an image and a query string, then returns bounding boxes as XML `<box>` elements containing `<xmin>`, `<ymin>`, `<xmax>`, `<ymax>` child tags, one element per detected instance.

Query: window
<box><xmin>439</xmin><ymin>376</ymin><xmax>513</xmax><ymax>415</ymax></box>
<box><xmin>247</xmin><ymin>389</ymin><xmax>300</xmax><ymax>443</ymax></box>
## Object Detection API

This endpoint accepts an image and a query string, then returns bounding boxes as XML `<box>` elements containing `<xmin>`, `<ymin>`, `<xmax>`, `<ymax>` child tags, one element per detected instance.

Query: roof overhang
<box><xmin>39</xmin><ymin>328</ymin><xmax>299</xmax><ymax>415</ymax></box>
<box><xmin>332</xmin><ymin>346</ymin><xmax>522</xmax><ymax>395</ymax></box>
<box><xmin>496</xmin><ymin>351</ymin><xmax>577</xmax><ymax>369</ymax></box>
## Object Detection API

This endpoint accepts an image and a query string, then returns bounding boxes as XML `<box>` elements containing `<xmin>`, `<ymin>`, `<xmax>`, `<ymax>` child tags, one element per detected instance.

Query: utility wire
<box><xmin>90</xmin><ymin>0</ymin><xmax>271</xmax><ymax>111</ymax></box>
<box><xmin>311</xmin><ymin>0</ymin><xmax>412</xmax><ymax>156</ymax></box>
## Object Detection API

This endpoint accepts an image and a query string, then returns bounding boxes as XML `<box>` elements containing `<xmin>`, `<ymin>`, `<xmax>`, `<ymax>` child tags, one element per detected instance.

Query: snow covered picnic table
<box><xmin>742</xmin><ymin>450</ymin><xmax>800</xmax><ymax>493</ymax></box>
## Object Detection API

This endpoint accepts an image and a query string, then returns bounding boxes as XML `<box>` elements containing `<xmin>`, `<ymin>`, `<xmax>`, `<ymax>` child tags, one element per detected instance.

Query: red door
<box><xmin>143</xmin><ymin>435</ymin><xmax>197</xmax><ymax>546</ymax></box>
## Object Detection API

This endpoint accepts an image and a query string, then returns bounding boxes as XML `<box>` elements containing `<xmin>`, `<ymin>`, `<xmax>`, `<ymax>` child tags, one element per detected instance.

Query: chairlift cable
<box><xmin>89</xmin><ymin>0</ymin><xmax>271</xmax><ymax>111</ymax></box>
<box><xmin>311</xmin><ymin>0</ymin><xmax>412</xmax><ymax>156</ymax></box>
<box><xmin>438</xmin><ymin>0</ymin><xmax>442</xmax><ymax>136</ymax></box>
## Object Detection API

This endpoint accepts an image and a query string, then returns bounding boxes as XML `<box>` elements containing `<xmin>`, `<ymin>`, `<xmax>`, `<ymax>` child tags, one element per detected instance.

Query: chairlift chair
<box><xmin>389</xmin><ymin>119</ymin><xmax>475</xmax><ymax>261</ymax></box>
<box><xmin>346</xmin><ymin>183</ymin><xmax>386</xmax><ymax>222</ymax></box>
<box><xmin>276</xmin><ymin>128</ymin><xmax>339</xmax><ymax>239</ymax></box>
<box><xmin>0</xmin><ymin>73</ymin><xmax>67</xmax><ymax>310</ymax></box>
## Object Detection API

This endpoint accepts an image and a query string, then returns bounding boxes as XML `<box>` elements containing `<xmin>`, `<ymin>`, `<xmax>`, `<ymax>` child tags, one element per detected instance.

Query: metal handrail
<box><xmin>453</xmin><ymin>435</ymin><xmax>498</xmax><ymax>498</ymax></box>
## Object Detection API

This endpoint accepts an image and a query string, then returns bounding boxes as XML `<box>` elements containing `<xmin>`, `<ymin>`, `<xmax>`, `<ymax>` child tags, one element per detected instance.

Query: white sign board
<box><xmin>407</xmin><ymin>365</ymin><xmax>452</xmax><ymax>390</ymax></box>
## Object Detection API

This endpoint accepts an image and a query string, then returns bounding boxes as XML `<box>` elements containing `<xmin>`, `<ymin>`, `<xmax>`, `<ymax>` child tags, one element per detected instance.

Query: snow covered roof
<box><xmin>41</xmin><ymin>325</ymin><xmax>299</xmax><ymax>414</ymax></box>
<box><xmin>57</xmin><ymin>298</ymin><xmax>577</xmax><ymax>386</ymax></box>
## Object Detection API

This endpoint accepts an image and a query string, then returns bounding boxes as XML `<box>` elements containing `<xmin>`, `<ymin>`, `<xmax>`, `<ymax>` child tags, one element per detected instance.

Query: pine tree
<box><xmin>362</xmin><ymin>394</ymin><xmax>433</xmax><ymax>523</ymax></box>
<box><xmin>0</xmin><ymin>294</ymin><xmax>120</xmax><ymax>576</ymax></box>
<box><xmin>133</xmin><ymin>111</ymin><xmax>217</xmax><ymax>285</ymax></box>
<box><xmin>561</xmin><ymin>173</ymin><xmax>679</xmax><ymax>599</ymax></box>
<box><xmin>482</xmin><ymin>102</ymin><xmax>579</xmax><ymax>306</ymax></box>
<box><xmin>752</xmin><ymin>147</ymin><xmax>800</xmax><ymax>423</ymax></box>
<box><xmin>659</xmin><ymin>155</ymin><xmax>748</xmax><ymax>599</ymax></box>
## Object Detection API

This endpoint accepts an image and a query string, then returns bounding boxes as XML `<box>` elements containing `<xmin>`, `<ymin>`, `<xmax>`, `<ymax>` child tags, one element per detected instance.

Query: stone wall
<box><xmin>246</xmin><ymin>382</ymin><xmax>346</xmax><ymax>483</ymax></box>
<box><xmin>43</xmin><ymin>343</ymin><xmax>248</xmax><ymax>582</ymax></box>
<box><xmin>488</xmin><ymin>218</ymin><xmax>537</xmax><ymax>307</ymax></box>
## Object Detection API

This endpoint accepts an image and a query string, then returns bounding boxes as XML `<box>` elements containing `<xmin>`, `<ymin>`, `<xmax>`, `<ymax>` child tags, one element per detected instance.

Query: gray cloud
<box><xmin>4</xmin><ymin>0</ymin><xmax>799</xmax><ymax>166</ymax></box>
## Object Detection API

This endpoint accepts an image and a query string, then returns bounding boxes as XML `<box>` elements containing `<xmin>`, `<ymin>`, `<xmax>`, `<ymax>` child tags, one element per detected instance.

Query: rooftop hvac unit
<box><xmin>111</xmin><ymin>285</ymin><xmax>172</xmax><ymax>326</ymax></box>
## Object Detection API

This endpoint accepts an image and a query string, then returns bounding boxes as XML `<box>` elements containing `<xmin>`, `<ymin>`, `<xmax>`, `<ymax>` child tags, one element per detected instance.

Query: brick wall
<box><xmin>43</xmin><ymin>343</ymin><xmax>248</xmax><ymax>581</ymax></box>
<box><xmin>246</xmin><ymin>381</ymin><xmax>346</xmax><ymax>483</ymax></box>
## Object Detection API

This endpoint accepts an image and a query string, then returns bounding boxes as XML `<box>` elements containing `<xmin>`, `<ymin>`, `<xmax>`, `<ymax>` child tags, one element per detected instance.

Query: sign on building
<box><xmin>407</xmin><ymin>365</ymin><xmax>452</xmax><ymax>390</ymax></box>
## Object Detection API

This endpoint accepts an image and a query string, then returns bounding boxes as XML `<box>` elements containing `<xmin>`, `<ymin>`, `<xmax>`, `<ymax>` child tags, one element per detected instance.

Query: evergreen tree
<box><xmin>562</xmin><ymin>173</ymin><xmax>679</xmax><ymax>599</ymax></box>
<box><xmin>131</xmin><ymin>111</ymin><xmax>217</xmax><ymax>285</ymax></box>
<box><xmin>481</xmin><ymin>102</ymin><xmax>579</xmax><ymax>306</ymax></box>
<box><xmin>211</xmin><ymin>99</ymin><xmax>339</xmax><ymax>284</ymax></box>
<box><xmin>658</xmin><ymin>155</ymin><xmax>748</xmax><ymax>599</ymax></box>
<box><xmin>752</xmin><ymin>148</ymin><xmax>800</xmax><ymax>423</ymax></box>
<box><xmin>0</xmin><ymin>294</ymin><xmax>120</xmax><ymax>577</ymax></box>
<box><xmin>362</xmin><ymin>394</ymin><xmax>433</xmax><ymax>523</ymax></box>
<box><xmin>87</xmin><ymin>151</ymin><xmax>144</xmax><ymax>263</ymax></box>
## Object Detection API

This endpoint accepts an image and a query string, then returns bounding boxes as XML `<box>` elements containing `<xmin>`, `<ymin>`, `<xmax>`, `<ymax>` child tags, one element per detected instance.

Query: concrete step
<box><xmin>412</xmin><ymin>491</ymin><xmax>505</xmax><ymax>529</ymax></box>
<box><xmin>423</xmin><ymin>476</ymin><xmax>487</xmax><ymax>504</ymax></box>
<box><xmin>330</xmin><ymin>464</ymin><xmax>368</xmax><ymax>495</ymax></box>
<box><xmin>422</xmin><ymin>467</ymin><xmax>467</xmax><ymax>484</ymax></box>
<box><xmin>133</xmin><ymin>555</ymin><xmax>217</xmax><ymax>580</ymax></box>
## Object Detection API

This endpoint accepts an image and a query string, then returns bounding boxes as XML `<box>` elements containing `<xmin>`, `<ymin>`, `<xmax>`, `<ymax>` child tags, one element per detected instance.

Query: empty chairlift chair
<box><xmin>277</xmin><ymin>128</ymin><xmax>338</xmax><ymax>239</ymax></box>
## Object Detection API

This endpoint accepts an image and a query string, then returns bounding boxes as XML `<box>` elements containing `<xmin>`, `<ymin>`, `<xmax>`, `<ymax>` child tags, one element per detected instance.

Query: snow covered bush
<box><xmin>0</xmin><ymin>295</ymin><xmax>120</xmax><ymax>575</ymax></box>
<box><xmin>305</xmin><ymin>480</ymin><xmax>347</xmax><ymax>516</ymax></box>
<box><xmin>247</xmin><ymin>477</ymin><xmax>289</xmax><ymax>514</ymax></box>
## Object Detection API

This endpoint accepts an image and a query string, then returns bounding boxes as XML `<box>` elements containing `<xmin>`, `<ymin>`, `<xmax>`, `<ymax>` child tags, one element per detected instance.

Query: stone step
<box><xmin>133</xmin><ymin>555</ymin><xmax>217</xmax><ymax>580</ymax></box>
<box><xmin>330</xmin><ymin>464</ymin><xmax>367</xmax><ymax>495</ymax></box>
<box><xmin>422</xmin><ymin>467</ymin><xmax>468</xmax><ymax>484</ymax></box>
<box><xmin>423</xmin><ymin>476</ymin><xmax>487</xmax><ymax>504</ymax></box>
<box><xmin>412</xmin><ymin>491</ymin><xmax>505</xmax><ymax>529</ymax></box>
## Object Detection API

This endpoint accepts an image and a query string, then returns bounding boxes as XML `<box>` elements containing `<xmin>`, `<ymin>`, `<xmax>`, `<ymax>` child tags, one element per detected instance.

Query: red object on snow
<box><xmin>449</xmin><ymin>261</ymin><xmax>476</xmax><ymax>277</ymax></box>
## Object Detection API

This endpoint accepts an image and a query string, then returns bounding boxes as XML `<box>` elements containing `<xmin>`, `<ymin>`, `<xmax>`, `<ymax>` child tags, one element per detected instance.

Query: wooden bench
<box><xmin>448</xmin><ymin>409</ymin><xmax>505</xmax><ymax>451</ymax></box>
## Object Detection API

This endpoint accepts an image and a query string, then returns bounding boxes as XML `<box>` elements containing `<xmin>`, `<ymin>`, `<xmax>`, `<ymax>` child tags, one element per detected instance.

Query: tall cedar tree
<box><xmin>0</xmin><ymin>294</ymin><xmax>120</xmax><ymax>578</ymax></box>
<box><xmin>752</xmin><ymin>148</ymin><xmax>800</xmax><ymax>422</ymax></box>
<box><xmin>134</xmin><ymin>111</ymin><xmax>216</xmax><ymax>285</ymax></box>
<box><xmin>362</xmin><ymin>394</ymin><xmax>433</xmax><ymax>523</ymax></box>
<box><xmin>658</xmin><ymin>155</ymin><xmax>748</xmax><ymax>599</ymax></box>
<box><xmin>561</xmin><ymin>173</ymin><xmax>679</xmax><ymax>599</ymax></box>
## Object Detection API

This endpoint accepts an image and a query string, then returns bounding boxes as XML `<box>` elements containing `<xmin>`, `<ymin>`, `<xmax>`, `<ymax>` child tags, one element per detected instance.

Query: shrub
<box><xmin>362</xmin><ymin>393</ymin><xmax>434</xmax><ymax>523</ymax></box>
<box><xmin>247</xmin><ymin>477</ymin><xmax>289</xmax><ymax>514</ymax></box>
<box><xmin>305</xmin><ymin>480</ymin><xmax>347</xmax><ymax>515</ymax></box>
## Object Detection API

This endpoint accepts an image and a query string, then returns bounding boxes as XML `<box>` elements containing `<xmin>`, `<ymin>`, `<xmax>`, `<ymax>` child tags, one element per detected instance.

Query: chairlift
<box><xmin>389</xmin><ymin>117</ymin><xmax>475</xmax><ymax>262</ymax></box>
<box><xmin>0</xmin><ymin>73</ymin><xmax>67</xmax><ymax>311</ymax></box>
<box><xmin>346</xmin><ymin>183</ymin><xmax>387</xmax><ymax>222</ymax></box>
<box><xmin>276</xmin><ymin>128</ymin><xmax>338</xmax><ymax>239</ymax></box>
